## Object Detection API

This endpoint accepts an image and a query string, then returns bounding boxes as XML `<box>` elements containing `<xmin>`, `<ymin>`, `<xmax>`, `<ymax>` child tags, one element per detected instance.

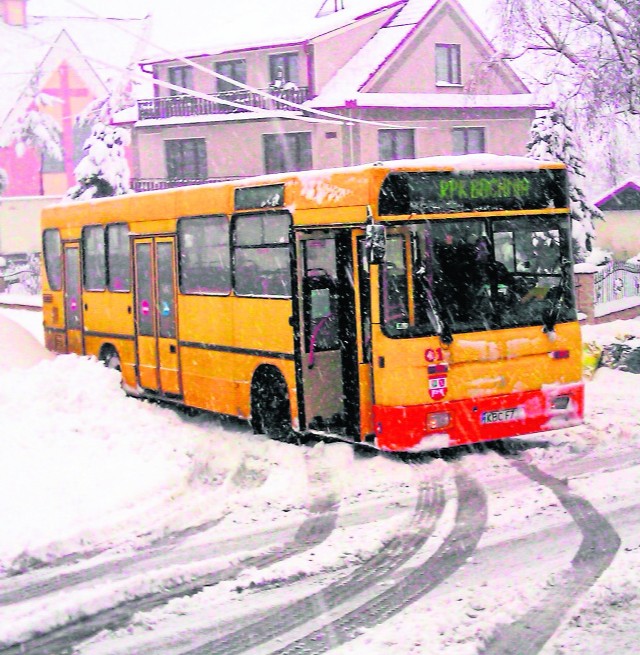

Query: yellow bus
<box><xmin>41</xmin><ymin>155</ymin><xmax>584</xmax><ymax>452</ymax></box>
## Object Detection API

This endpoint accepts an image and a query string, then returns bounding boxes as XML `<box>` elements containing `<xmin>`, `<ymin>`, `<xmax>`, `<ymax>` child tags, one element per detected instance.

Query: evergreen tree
<box><xmin>526</xmin><ymin>108</ymin><xmax>602</xmax><ymax>262</ymax></box>
<box><xmin>65</xmin><ymin>123</ymin><xmax>131</xmax><ymax>201</ymax></box>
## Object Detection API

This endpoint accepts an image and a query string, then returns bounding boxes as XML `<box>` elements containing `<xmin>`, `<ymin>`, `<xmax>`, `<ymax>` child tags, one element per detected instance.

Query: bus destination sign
<box><xmin>378</xmin><ymin>169</ymin><xmax>568</xmax><ymax>215</ymax></box>
<box><xmin>438</xmin><ymin>175</ymin><xmax>532</xmax><ymax>203</ymax></box>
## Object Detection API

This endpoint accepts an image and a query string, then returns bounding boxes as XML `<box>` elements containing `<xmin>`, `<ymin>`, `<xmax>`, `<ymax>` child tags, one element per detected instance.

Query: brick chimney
<box><xmin>1</xmin><ymin>0</ymin><xmax>27</xmax><ymax>26</ymax></box>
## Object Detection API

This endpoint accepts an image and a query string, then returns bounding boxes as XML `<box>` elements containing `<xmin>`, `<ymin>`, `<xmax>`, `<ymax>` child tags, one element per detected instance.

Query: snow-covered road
<box><xmin>1</xmin><ymin>306</ymin><xmax>639</xmax><ymax>654</ymax></box>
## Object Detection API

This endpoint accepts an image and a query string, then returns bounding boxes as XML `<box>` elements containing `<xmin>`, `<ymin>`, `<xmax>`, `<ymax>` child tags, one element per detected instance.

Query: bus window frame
<box><xmin>81</xmin><ymin>224</ymin><xmax>107</xmax><ymax>292</ymax></box>
<box><xmin>42</xmin><ymin>228</ymin><xmax>63</xmax><ymax>291</ymax></box>
<box><xmin>177</xmin><ymin>214</ymin><xmax>232</xmax><ymax>296</ymax></box>
<box><xmin>231</xmin><ymin>209</ymin><xmax>293</xmax><ymax>298</ymax></box>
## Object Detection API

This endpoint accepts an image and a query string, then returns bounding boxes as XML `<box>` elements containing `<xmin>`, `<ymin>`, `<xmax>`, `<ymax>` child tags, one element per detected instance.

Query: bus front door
<box><xmin>63</xmin><ymin>243</ymin><xmax>84</xmax><ymax>355</ymax></box>
<box><xmin>296</xmin><ymin>231</ymin><xmax>360</xmax><ymax>438</ymax></box>
<box><xmin>133</xmin><ymin>237</ymin><xmax>182</xmax><ymax>397</ymax></box>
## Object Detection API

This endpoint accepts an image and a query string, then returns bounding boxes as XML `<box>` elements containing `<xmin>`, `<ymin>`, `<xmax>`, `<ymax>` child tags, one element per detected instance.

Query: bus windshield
<box><xmin>381</xmin><ymin>215</ymin><xmax>576</xmax><ymax>338</ymax></box>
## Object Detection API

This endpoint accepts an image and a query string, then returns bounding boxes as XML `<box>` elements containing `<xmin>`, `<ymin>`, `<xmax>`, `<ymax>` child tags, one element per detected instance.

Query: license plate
<box><xmin>481</xmin><ymin>407</ymin><xmax>525</xmax><ymax>424</ymax></box>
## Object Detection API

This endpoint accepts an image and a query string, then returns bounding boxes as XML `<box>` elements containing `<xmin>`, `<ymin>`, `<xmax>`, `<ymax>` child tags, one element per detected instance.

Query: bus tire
<box><xmin>251</xmin><ymin>367</ymin><xmax>294</xmax><ymax>442</ymax></box>
<box><xmin>100</xmin><ymin>345</ymin><xmax>121</xmax><ymax>373</ymax></box>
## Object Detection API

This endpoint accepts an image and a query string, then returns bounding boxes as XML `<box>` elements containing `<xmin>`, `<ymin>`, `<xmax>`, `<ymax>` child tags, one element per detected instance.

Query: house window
<box><xmin>452</xmin><ymin>127</ymin><xmax>485</xmax><ymax>155</ymax></box>
<box><xmin>435</xmin><ymin>44</ymin><xmax>461</xmax><ymax>85</ymax></box>
<box><xmin>378</xmin><ymin>129</ymin><xmax>415</xmax><ymax>161</ymax></box>
<box><xmin>165</xmin><ymin>139</ymin><xmax>207</xmax><ymax>181</ymax></box>
<box><xmin>263</xmin><ymin>132</ymin><xmax>312</xmax><ymax>174</ymax></box>
<box><xmin>215</xmin><ymin>60</ymin><xmax>247</xmax><ymax>93</ymax></box>
<box><xmin>168</xmin><ymin>65</ymin><xmax>193</xmax><ymax>95</ymax></box>
<box><xmin>269</xmin><ymin>53</ymin><xmax>299</xmax><ymax>87</ymax></box>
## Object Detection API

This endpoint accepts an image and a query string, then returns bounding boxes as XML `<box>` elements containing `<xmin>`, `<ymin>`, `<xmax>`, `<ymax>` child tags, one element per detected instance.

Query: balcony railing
<box><xmin>138</xmin><ymin>87</ymin><xmax>309</xmax><ymax>120</ymax></box>
<box><xmin>132</xmin><ymin>176</ymin><xmax>243</xmax><ymax>192</ymax></box>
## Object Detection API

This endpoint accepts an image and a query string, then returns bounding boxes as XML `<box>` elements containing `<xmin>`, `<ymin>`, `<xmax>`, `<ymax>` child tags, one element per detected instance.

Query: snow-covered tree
<box><xmin>0</xmin><ymin>169</ymin><xmax>7</xmax><ymax>195</ymax></box>
<box><xmin>5</xmin><ymin>73</ymin><xmax>63</xmax><ymax>181</ymax></box>
<box><xmin>494</xmin><ymin>0</ymin><xmax>640</xmax><ymax>120</ymax></box>
<box><xmin>65</xmin><ymin>123</ymin><xmax>131</xmax><ymax>201</ymax></box>
<box><xmin>527</xmin><ymin>108</ymin><xmax>603</xmax><ymax>262</ymax></box>
<box><xmin>76</xmin><ymin>69</ymin><xmax>137</xmax><ymax>127</ymax></box>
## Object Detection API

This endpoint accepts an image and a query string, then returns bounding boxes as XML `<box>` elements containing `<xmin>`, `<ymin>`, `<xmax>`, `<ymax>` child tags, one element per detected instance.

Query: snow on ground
<box><xmin>1</xmin><ymin>309</ymin><xmax>640</xmax><ymax>652</ymax></box>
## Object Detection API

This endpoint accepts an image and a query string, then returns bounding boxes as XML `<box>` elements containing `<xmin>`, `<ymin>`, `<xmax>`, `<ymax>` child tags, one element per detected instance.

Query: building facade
<box><xmin>128</xmin><ymin>0</ymin><xmax>545</xmax><ymax>190</ymax></box>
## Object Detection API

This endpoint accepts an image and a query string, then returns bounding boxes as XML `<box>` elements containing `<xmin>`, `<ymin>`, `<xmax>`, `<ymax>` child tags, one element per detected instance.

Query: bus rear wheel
<box><xmin>251</xmin><ymin>368</ymin><xmax>294</xmax><ymax>442</ymax></box>
<box><xmin>100</xmin><ymin>346</ymin><xmax>121</xmax><ymax>373</ymax></box>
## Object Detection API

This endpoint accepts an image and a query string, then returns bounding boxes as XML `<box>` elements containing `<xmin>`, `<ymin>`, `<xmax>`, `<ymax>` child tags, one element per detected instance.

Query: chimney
<box><xmin>1</xmin><ymin>0</ymin><xmax>27</xmax><ymax>26</ymax></box>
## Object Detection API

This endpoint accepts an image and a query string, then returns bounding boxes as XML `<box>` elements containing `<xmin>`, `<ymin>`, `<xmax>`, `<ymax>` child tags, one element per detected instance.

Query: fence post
<box><xmin>573</xmin><ymin>264</ymin><xmax>598</xmax><ymax>325</ymax></box>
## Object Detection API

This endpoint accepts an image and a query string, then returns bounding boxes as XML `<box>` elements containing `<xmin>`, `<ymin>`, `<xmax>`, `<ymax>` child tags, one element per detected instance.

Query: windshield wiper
<box><xmin>417</xmin><ymin>264</ymin><xmax>453</xmax><ymax>345</ymax></box>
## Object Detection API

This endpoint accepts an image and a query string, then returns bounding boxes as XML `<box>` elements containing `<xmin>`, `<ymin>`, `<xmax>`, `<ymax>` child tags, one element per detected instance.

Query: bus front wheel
<box><xmin>251</xmin><ymin>368</ymin><xmax>294</xmax><ymax>442</ymax></box>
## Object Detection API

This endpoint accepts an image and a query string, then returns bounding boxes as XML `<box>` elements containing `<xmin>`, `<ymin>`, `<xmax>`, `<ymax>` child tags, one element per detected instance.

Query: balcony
<box><xmin>137</xmin><ymin>87</ymin><xmax>309</xmax><ymax>120</ymax></box>
<box><xmin>132</xmin><ymin>176</ymin><xmax>243</xmax><ymax>192</ymax></box>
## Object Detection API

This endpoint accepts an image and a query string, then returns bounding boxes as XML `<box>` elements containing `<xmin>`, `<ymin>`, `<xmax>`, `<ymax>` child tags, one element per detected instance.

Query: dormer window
<box><xmin>435</xmin><ymin>44</ymin><xmax>461</xmax><ymax>85</ymax></box>
<box><xmin>269</xmin><ymin>53</ymin><xmax>299</xmax><ymax>89</ymax></box>
<box><xmin>168</xmin><ymin>66</ymin><xmax>193</xmax><ymax>96</ymax></box>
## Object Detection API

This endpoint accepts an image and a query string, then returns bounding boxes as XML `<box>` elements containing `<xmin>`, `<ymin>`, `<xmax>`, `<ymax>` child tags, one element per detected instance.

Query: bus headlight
<box><xmin>427</xmin><ymin>411</ymin><xmax>451</xmax><ymax>430</ymax></box>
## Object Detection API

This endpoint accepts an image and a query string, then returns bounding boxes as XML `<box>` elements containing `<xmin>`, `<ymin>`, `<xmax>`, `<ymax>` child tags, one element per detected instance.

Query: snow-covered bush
<box><xmin>65</xmin><ymin>123</ymin><xmax>131</xmax><ymax>201</ymax></box>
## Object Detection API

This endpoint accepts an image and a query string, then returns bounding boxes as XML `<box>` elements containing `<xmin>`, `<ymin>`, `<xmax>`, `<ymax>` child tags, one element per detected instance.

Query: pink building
<box><xmin>0</xmin><ymin>0</ymin><xmax>149</xmax><ymax>198</ymax></box>
<box><xmin>127</xmin><ymin>0</ymin><xmax>546</xmax><ymax>190</ymax></box>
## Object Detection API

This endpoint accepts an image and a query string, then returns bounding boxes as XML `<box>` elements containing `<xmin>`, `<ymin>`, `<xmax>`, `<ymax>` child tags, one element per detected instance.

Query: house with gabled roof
<box><xmin>593</xmin><ymin>179</ymin><xmax>640</xmax><ymax>260</ymax></box>
<box><xmin>126</xmin><ymin>0</ymin><xmax>546</xmax><ymax>191</ymax></box>
<box><xmin>0</xmin><ymin>0</ymin><xmax>150</xmax><ymax>198</ymax></box>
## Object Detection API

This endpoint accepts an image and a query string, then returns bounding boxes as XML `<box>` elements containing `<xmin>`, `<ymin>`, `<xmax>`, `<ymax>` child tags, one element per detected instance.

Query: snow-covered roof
<box><xmin>0</xmin><ymin>13</ymin><xmax>151</xmax><ymax>135</ymax></box>
<box><xmin>594</xmin><ymin>178</ymin><xmax>640</xmax><ymax>208</ymax></box>
<box><xmin>140</xmin><ymin>0</ymin><xmax>403</xmax><ymax>63</ymax></box>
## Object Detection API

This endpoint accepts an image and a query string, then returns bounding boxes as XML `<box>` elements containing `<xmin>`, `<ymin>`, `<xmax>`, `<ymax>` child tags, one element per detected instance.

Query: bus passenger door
<box><xmin>63</xmin><ymin>243</ymin><xmax>84</xmax><ymax>355</ymax></box>
<box><xmin>296</xmin><ymin>231</ymin><xmax>359</xmax><ymax>438</ymax></box>
<box><xmin>133</xmin><ymin>237</ymin><xmax>182</xmax><ymax>397</ymax></box>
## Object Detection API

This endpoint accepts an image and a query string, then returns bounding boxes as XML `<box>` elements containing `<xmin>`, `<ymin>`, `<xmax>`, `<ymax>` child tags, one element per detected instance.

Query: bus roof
<box><xmin>41</xmin><ymin>154</ymin><xmax>566</xmax><ymax>230</ymax></box>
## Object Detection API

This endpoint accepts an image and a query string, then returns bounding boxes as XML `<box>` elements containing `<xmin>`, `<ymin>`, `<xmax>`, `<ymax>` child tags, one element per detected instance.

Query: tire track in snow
<box><xmin>182</xmin><ymin>472</ymin><xmax>455</xmax><ymax>655</ymax></box>
<box><xmin>0</xmin><ymin>517</ymin><xmax>227</xmax><ymax>607</ymax></box>
<box><xmin>0</xmin><ymin>453</ymin><xmax>341</xmax><ymax>655</ymax></box>
<box><xmin>264</xmin><ymin>468</ymin><xmax>487</xmax><ymax>655</ymax></box>
<box><xmin>480</xmin><ymin>458</ymin><xmax>621</xmax><ymax>655</ymax></box>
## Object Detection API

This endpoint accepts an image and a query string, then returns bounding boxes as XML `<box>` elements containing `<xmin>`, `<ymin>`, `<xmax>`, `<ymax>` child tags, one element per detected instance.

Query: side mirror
<box><xmin>365</xmin><ymin>221</ymin><xmax>386</xmax><ymax>265</ymax></box>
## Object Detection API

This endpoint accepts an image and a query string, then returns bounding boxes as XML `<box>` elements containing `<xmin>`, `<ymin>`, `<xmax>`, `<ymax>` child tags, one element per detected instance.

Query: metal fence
<box><xmin>594</xmin><ymin>260</ymin><xmax>640</xmax><ymax>305</ymax></box>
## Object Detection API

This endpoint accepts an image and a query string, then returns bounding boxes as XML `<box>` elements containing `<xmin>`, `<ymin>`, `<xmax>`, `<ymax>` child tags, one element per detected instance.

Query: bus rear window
<box><xmin>107</xmin><ymin>223</ymin><xmax>131</xmax><ymax>292</ymax></box>
<box><xmin>178</xmin><ymin>215</ymin><xmax>231</xmax><ymax>294</ymax></box>
<box><xmin>82</xmin><ymin>225</ymin><xmax>106</xmax><ymax>291</ymax></box>
<box><xmin>42</xmin><ymin>229</ymin><xmax>62</xmax><ymax>291</ymax></box>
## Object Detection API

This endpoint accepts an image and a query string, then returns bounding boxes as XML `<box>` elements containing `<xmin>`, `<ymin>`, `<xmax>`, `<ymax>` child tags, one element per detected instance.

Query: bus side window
<box><xmin>107</xmin><ymin>223</ymin><xmax>131</xmax><ymax>292</ymax></box>
<box><xmin>43</xmin><ymin>229</ymin><xmax>63</xmax><ymax>291</ymax></box>
<box><xmin>178</xmin><ymin>215</ymin><xmax>231</xmax><ymax>295</ymax></box>
<box><xmin>233</xmin><ymin>212</ymin><xmax>291</xmax><ymax>297</ymax></box>
<box><xmin>82</xmin><ymin>225</ymin><xmax>106</xmax><ymax>291</ymax></box>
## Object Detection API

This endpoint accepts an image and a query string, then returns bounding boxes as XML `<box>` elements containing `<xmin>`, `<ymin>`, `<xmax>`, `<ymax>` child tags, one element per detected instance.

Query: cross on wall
<box><xmin>42</xmin><ymin>61</ymin><xmax>90</xmax><ymax>187</ymax></box>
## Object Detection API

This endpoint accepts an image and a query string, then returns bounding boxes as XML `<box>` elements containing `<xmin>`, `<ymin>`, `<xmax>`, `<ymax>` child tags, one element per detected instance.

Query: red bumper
<box><xmin>373</xmin><ymin>381</ymin><xmax>584</xmax><ymax>452</ymax></box>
